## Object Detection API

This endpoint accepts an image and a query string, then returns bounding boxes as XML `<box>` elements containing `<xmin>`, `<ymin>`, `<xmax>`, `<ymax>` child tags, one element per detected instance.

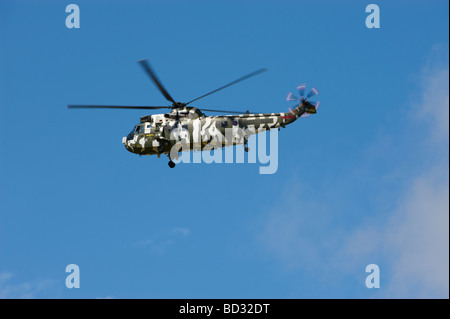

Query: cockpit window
<box><xmin>135</xmin><ymin>125</ymin><xmax>143</xmax><ymax>134</ymax></box>
<box><xmin>126</xmin><ymin>126</ymin><xmax>135</xmax><ymax>141</ymax></box>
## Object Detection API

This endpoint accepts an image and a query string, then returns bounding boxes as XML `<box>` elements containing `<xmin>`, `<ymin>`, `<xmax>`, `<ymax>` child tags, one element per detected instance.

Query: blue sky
<box><xmin>0</xmin><ymin>0</ymin><xmax>448</xmax><ymax>298</ymax></box>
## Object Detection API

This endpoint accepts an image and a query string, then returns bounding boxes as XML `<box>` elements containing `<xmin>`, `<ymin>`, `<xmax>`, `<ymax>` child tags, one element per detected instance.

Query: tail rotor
<box><xmin>286</xmin><ymin>84</ymin><xmax>321</xmax><ymax>118</ymax></box>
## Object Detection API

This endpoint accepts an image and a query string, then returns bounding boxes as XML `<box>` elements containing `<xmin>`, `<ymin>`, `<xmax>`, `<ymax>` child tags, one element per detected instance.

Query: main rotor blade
<box><xmin>186</xmin><ymin>68</ymin><xmax>268</xmax><ymax>105</ymax></box>
<box><xmin>197</xmin><ymin>108</ymin><xmax>248</xmax><ymax>114</ymax></box>
<box><xmin>68</xmin><ymin>105</ymin><xmax>170</xmax><ymax>110</ymax></box>
<box><xmin>137</xmin><ymin>59</ymin><xmax>176</xmax><ymax>104</ymax></box>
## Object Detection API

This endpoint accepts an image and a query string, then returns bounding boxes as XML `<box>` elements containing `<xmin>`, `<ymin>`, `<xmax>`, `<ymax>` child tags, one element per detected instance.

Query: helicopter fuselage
<box><xmin>122</xmin><ymin>103</ymin><xmax>314</xmax><ymax>157</ymax></box>
<box><xmin>68</xmin><ymin>59</ymin><xmax>320</xmax><ymax>168</ymax></box>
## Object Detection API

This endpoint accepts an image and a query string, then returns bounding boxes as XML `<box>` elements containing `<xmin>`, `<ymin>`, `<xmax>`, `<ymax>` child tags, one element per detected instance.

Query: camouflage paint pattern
<box><xmin>122</xmin><ymin>101</ymin><xmax>316</xmax><ymax>157</ymax></box>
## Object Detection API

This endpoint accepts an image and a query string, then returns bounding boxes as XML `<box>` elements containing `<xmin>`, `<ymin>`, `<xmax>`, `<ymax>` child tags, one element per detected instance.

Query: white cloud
<box><xmin>0</xmin><ymin>271</ymin><xmax>55</xmax><ymax>299</ymax></box>
<box><xmin>416</xmin><ymin>47</ymin><xmax>449</xmax><ymax>141</ymax></box>
<box><xmin>258</xmin><ymin>186</ymin><xmax>332</xmax><ymax>272</ymax></box>
<box><xmin>171</xmin><ymin>227</ymin><xmax>191</xmax><ymax>237</ymax></box>
<box><xmin>257</xmin><ymin>49</ymin><xmax>449</xmax><ymax>298</ymax></box>
<box><xmin>381</xmin><ymin>58</ymin><xmax>449</xmax><ymax>298</ymax></box>
<box><xmin>135</xmin><ymin>227</ymin><xmax>191</xmax><ymax>253</ymax></box>
<box><xmin>384</xmin><ymin>168</ymin><xmax>449</xmax><ymax>298</ymax></box>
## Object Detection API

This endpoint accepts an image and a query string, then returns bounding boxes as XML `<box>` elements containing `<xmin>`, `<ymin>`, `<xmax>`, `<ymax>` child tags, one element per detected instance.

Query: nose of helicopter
<box><xmin>122</xmin><ymin>136</ymin><xmax>134</xmax><ymax>153</ymax></box>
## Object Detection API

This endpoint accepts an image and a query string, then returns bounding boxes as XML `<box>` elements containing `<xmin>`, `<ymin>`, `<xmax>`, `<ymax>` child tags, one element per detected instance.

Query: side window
<box><xmin>145</xmin><ymin>123</ymin><xmax>152</xmax><ymax>134</ymax></box>
<box><xmin>221</xmin><ymin>121</ymin><xmax>228</xmax><ymax>128</ymax></box>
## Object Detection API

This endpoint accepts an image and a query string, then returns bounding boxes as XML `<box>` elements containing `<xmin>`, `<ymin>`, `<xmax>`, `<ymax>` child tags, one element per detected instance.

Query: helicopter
<box><xmin>68</xmin><ymin>59</ymin><xmax>320</xmax><ymax>168</ymax></box>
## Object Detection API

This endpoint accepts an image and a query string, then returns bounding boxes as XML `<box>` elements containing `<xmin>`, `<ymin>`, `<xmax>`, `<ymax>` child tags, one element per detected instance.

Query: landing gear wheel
<box><xmin>244</xmin><ymin>146</ymin><xmax>249</xmax><ymax>152</ymax></box>
<box><xmin>157</xmin><ymin>145</ymin><xmax>164</xmax><ymax>153</ymax></box>
<box><xmin>168</xmin><ymin>161</ymin><xmax>175</xmax><ymax>168</ymax></box>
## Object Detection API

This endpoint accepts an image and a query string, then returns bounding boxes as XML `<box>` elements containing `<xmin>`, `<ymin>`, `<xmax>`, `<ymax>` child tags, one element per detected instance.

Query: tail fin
<box><xmin>304</xmin><ymin>101</ymin><xmax>317</xmax><ymax>114</ymax></box>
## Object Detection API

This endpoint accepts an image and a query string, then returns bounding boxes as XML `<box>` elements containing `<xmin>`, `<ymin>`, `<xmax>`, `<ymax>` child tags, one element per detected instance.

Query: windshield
<box><xmin>134</xmin><ymin>125</ymin><xmax>143</xmax><ymax>134</ymax></box>
<box><xmin>126</xmin><ymin>126</ymin><xmax>136</xmax><ymax>141</ymax></box>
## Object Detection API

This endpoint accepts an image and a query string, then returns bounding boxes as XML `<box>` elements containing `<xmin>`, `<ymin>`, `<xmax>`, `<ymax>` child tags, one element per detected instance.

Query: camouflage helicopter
<box><xmin>68</xmin><ymin>59</ymin><xmax>320</xmax><ymax>168</ymax></box>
